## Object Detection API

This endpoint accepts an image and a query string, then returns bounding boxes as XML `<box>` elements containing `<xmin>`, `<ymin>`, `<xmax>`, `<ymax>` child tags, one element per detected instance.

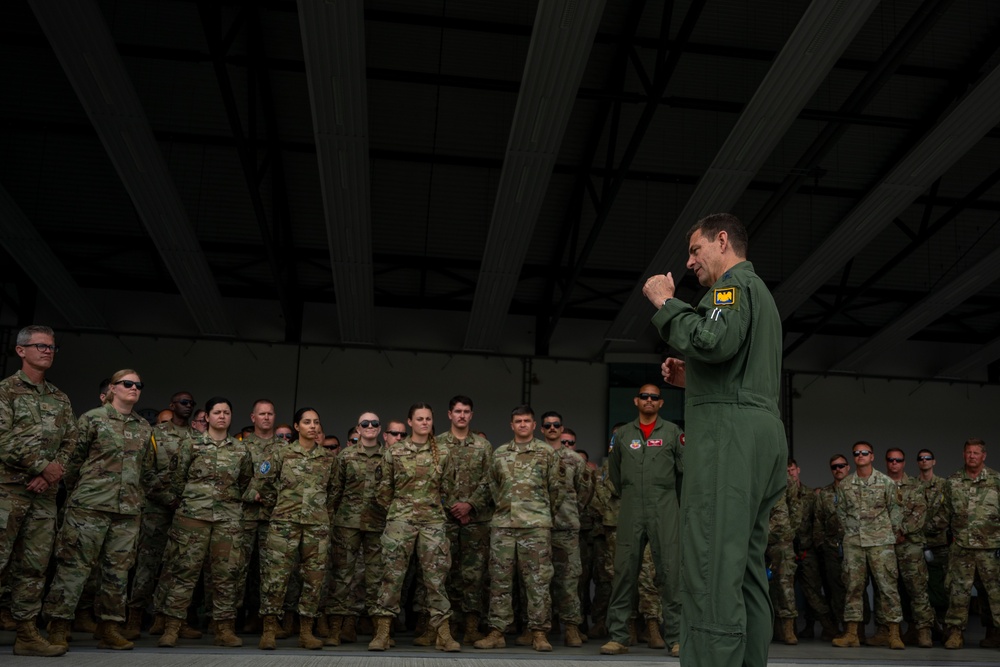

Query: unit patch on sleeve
<box><xmin>713</xmin><ymin>286</ymin><xmax>739</xmax><ymax>307</ymax></box>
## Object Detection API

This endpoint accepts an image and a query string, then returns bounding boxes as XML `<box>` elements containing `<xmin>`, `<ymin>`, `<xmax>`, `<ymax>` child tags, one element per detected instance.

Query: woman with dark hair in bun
<box><xmin>157</xmin><ymin>396</ymin><xmax>252</xmax><ymax>649</ymax></box>
<box><xmin>255</xmin><ymin>407</ymin><xmax>337</xmax><ymax>651</ymax></box>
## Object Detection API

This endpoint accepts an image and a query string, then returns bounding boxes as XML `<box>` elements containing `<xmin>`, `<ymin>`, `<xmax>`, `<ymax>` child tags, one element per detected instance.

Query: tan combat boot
<box><xmin>565</xmin><ymin>623</ymin><xmax>585</xmax><ymax>647</ymax></box>
<box><xmin>149</xmin><ymin>613</ymin><xmax>165</xmax><ymax>635</ymax></box>
<box><xmin>0</xmin><ymin>608</ymin><xmax>16</xmax><ymax>631</ymax></box>
<box><xmin>600</xmin><ymin>640</ymin><xmax>629</xmax><ymax>654</ymax></box>
<box><xmin>645</xmin><ymin>618</ymin><xmax>665</xmax><ymax>649</ymax></box>
<box><xmin>531</xmin><ymin>630</ymin><xmax>552</xmax><ymax>652</ymax></box>
<box><xmin>340</xmin><ymin>614</ymin><xmax>357</xmax><ymax>642</ymax></box>
<box><xmin>867</xmin><ymin>623</ymin><xmax>889</xmax><ymax>646</ymax></box>
<box><xmin>97</xmin><ymin>620</ymin><xmax>134</xmax><ymax>650</ymax></box>
<box><xmin>589</xmin><ymin>618</ymin><xmax>607</xmax><ymax>638</ymax></box>
<box><xmin>214</xmin><ymin>618</ymin><xmax>242</xmax><ymax>647</ymax></box>
<box><xmin>315</xmin><ymin>614</ymin><xmax>329</xmax><ymax>638</ymax></box>
<box><xmin>917</xmin><ymin>626</ymin><xmax>933</xmax><ymax>648</ymax></box>
<box><xmin>73</xmin><ymin>609</ymin><xmax>98</xmax><ymax>634</ymax></box>
<box><xmin>781</xmin><ymin>617</ymin><xmax>798</xmax><ymax>645</ymax></box>
<box><xmin>887</xmin><ymin>622</ymin><xmax>905</xmax><ymax>650</ymax></box>
<box><xmin>298</xmin><ymin>616</ymin><xmax>323</xmax><ymax>650</ymax></box>
<box><xmin>514</xmin><ymin>626</ymin><xmax>534</xmax><ymax>646</ymax></box>
<box><xmin>158</xmin><ymin>617</ymin><xmax>183</xmax><ymax>648</ymax></box>
<box><xmin>14</xmin><ymin>618</ymin><xmax>66</xmax><ymax>657</ymax></box>
<box><xmin>436</xmin><ymin>621</ymin><xmax>461</xmax><ymax>652</ymax></box>
<box><xmin>122</xmin><ymin>607</ymin><xmax>142</xmax><ymax>640</ymax></box>
<box><xmin>47</xmin><ymin>618</ymin><xmax>72</xmax><ymax>648</ymax></box>
<box><xmin>178</xmin><ymin>621</ymin><xmax>202</xmax><ymax>639</ymax></box>
<box><xmin>413</xmin><ymin>612</ymin><xmax>429</xmax><ymax>638</ymax></box>
<box><xmin>324</xmin><ymin>615</ymin><xmax>343</xmax><ymax>646</ymax></box>
<box><xmin>258</xmin><ymin>615</ymin><xmax>279</xmax><ymax>650</ymax></box>
<box><xmin>628</xmin><ymin>618</ymin><xmax>638</xmax><ymax>645</ymax></box>
<box><xmin>944</xmin><ymin>625</ymin><xmax>963</xmax><ymax>649</ymax></box>
<box><xmin>473</xmin><ymin>628</ymin><xmax>506</xmax><ymax>649</ymax></box>
<box><xmin>463</xmin><ymin>612</ymin><xmax>484</xmax><ymax>645</ymax></box>
<box><xmin>670</xmin><ymin>641</ymin><xmax>680</xmax><ymax>657</ymax></box>
<box><xmin>980</xmin><ymin>625</ymin><xmax>1000</xmax><ymax>648</ymax></box>
<box><xmin>412</xmin><ymin>618</ymin><xmax>438</xmax><ymax>646</ymax></box>
<box><xmin>832</xmin><ymin>621</ymin><xmax>860</xmax><ymax>647</ymax></box>
<box><xmin>276</xmin><ymin>612</ymin><xmax>294</xmax><ymax>639</ymax></box>
<box><xmin>367</xmin><ymin>616</ymin><xmax>392</xmax><ymax>651</ymax></box>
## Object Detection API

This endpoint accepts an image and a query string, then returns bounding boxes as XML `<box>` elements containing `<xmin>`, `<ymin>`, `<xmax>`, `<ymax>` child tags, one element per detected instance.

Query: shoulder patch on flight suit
<box><xmin>713</xmin><ymin>286</ymin><xmax>739</xmax><ymax>307</ymax></box>
<box><xmin>647</xmin><ymin>439</ymin><xmax>662</xmax><ymax>447</ymax></box>
<box><xmin>629</xmin><ymin>440</ymin><xmax>642</xmax><ymax>450</ymax></box>
<box><xmin>679</xmin><ymin>433</ymin><xmax>685</xmax><ymax>446</ymax></box>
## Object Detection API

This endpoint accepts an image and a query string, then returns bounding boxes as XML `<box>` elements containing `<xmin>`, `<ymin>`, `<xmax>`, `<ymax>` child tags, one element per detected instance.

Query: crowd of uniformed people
<box><xmin>1</xmin><ymin>324</ymin><xmax>998</xmax><ymax>658</ymax></box>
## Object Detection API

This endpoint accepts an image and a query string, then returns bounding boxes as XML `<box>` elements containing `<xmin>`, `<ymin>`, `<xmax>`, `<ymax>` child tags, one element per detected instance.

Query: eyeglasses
<box><xmin>561</xmin><ymin>439</ymin><xmax>576</xmax><ymax>445</ymax></box>
<box><xmin>830</xmin><ymin>463</ymin><xmax>848</xmax><ymax>470</ymax></box>
<box><xmin>637</xmin><ymin>392</ymin><xmax>662</xmax><ymax>401</ymax></box>
<box><xmin>359</xmin><ymin>420</ymin><xmax>380</xmax><ymax>429</ymax></box>
<box><xmin>349</xmin><ymin>437</ymin><xmax>359</xmax><ymax>444</ymax></box>
<box><xmin>277</xmin><ymin>433</ymin><xmax>294</xmax><ymax>441</ymax></box>
<box><xmin>174</xmin><ymin>399</ymin><xmax>196</xmax><ymax>407</ymax></box>
<box><xmin>886</xmin><ymin>457</ymin><xmax>904</xmax><ymax>463</ymax></box>
<box><xmin>853</xmin><ymin>450</ymin><xmax>872</xmax><ymax>457</ymax></box>
<box><xmin>322</xmin><ymin>445</ymin><xmax>338</xmax><ymax>450</ymax></box>
<box><xmin>21</xmin><ymin>343</ymin><xmax>59</xmax><ymax>353</ymax></box>
<box><xmin>192</xmin><ymin>418</ymin><xmax>208</xmax><ymax>425</ymax></box>
<box><xmin>542</xmin><ymin>421</ymin><xmax>562</xmax><ymax>429</ymax></box>
<box><xmin>917</xmin><ymin>455</ymin><xmax>934</xmax><ymax>461</ymax></box>
<box><xmin>385</xmin><ymin>430</ymin><xmax>406</xmax><ymax>438</ymax></box>
<box><xmin>114</xmin><ymin>380</ymin><xmax>144</xmax><ymax>390</ymax></box>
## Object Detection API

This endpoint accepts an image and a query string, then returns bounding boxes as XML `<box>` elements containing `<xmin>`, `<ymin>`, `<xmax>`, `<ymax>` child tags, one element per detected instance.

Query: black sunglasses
<box><xmin>114</xmin><ymin>380</ymin><xmax>144</xmax><ymax>390</ymax></box>
<box><xmin>385</xmin><ymin>430</ymin><xmax>406</xmax><ymax>438</ymax></box>
<box><xmin>886</xmin><ymin>457</ymin><xmax>904</xmax><ymax>463</ymax></box>
<box><xmin>561</xmin><ymin>439</ymin><xmax>576</xmax><ymax>445</ymax></box>
<box><xmin>637</xmin><ymin>392</ymin><xmax>662</xmax><ymax>401</ymax></box>
<box><xmin>830</xmin><ymin>463</ymin><xmax>848</xmax><ymax>470</ymax></box>
<box><xmin>349</xmin><ymin>437</ymin><xmax>359</xmax><ymax>444</ymax></box>
<box><xmin>359</xmin><ymin>420</ymin><xmax>380</xmax><ymax>429</ymax></box>
<box><xmin>542</xmin><ymin>421</ymin><xmax>562</xmax><ymax>429</ymax></box>
<box><xmin>174</xmin><ymin>399</ymin><xmax>196</xmax><ymax>407</ymax></box>
<box><xmin>917</xmin><ymin>455</ymin><xmax>934</xmax><ymax>461</ymax></box>
<box><xmin>853</xmin><ymin>450</ymin><xmax>872</xmax><ymax>457</ymax></box>
<box><xmin>277</xmin><ymin>433</ymin><xmax>294</xmax><ymax>440</ymax></box>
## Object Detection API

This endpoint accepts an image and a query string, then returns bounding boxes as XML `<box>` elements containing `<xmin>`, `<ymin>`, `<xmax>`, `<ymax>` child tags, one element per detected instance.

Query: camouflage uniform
<box><xmin>159</xmin><ymin>432</ymin><xmax>252</xmax><ymax>622</ymax></box>
<box><xmin>550</xmin><ymin>445</ymin><xmax>593</xmax><ymax>627</ymax></box>
<box><xmin>578</xmin><ymin>465</ymin><xmax>600</xmax><ymax>622</ymax></box>
<box><xmin>0</xmin><ymin>370</ymin><xmax>77</xmax><ymax>621</ymax></box>
<box><xmin>836</xmin><ymin>469</ymin><xmax>902</xmax><ymax>624</ymax></box>
<box><xmin>592</xmin><ymin>460</ymin><xmax>618</xmax><ymax>626</ymax></box>
<box><xmin>327</xmin><ymin>442</ymin><xmax>387</xmax><ymax>616</ymax></box>
<box><xmin>788</xmin><ymin>480</ymin><xmax>830</xmax><ymax>624</ymax></box>
<box><xmin>43</xmin><ymin>404</ymin><xmax>154</xmax><ymax>622</ymax></box>
<box><xmin>437</xmin><ymin>430</ymin><xmax>493</xmax><ymax>618</ymax></box>
<box><xmin>891</xmin><ymin>473</ymin><xmax>934</xmax><ymax>629</ymax></box>
<box><xmin>767</xmin><ymin>490</ymin><xmax>796</xmax><ymax>619</ymax></box>
<box><xmin>130</xmin><ymin>422</ymin><xmax>189</xmax><ymax>613</ymax></box>
<box><xmin>236</xmin><ymin>432</ymin><xmax>278</xmax><ymax>616</ymax></box>
<box><xmin>937</xmin><ymin>466</ymin><xmax>1000</xmax><ymax>630</ymax></box>
<box><xmin>256</xmin><ymin>440</ymin><xmax>336</xmax><ymax>618</ymax></box>
<box><xmin>371</xmin><ymin>437</ymin><xmax>455</xmax><ymax>625</ymax></box>
<box><xmin>920</xmin><ymin>474</ymin><xmax>948</xmax><ymax>613</ymax></box>
<box><xmin>814</xmin><ymin>483</ymin><xmax>847</xmax><ymax>624</ymax></box>
<box><xmin>484</xmin><ymin>437</ymin><xmax>563</xmax><ymax>633</ymax></box>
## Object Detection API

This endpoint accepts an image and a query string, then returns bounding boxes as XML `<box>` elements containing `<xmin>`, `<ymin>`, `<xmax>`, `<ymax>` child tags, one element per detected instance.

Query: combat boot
<box><xmin>628</xmin><ymin>618</ymin><xmax>638</xmax><ymax>645</ymax></box>
<box><xmin>531</xmin><ymin>630</ymin><xmax>552</xmax><ymax>652</ymax></box>
<box><xmin>473</xmin><ymin>628</ymin><xmax>506</xmax><ymax>649</ymax></box>
<box><xmin>980</xmin><ymin>625</ymin><xmax>1000</xmax><ymax>648</ymax></box>
<box><xmin>436</xmin><ymin>621</ymin><xmax>461</xmax><ymax>652</ymax></box>
<box><xmin>565</xmin><ymin>623</ymin><xmax>585</xmax><ymax>647</ymax></box>
<box><xmin>122</xmin><ymin>607</ymin><xmax>142</xmax><ymax>640</ymax></box>
<box><xmin>367</xmin><ymin>616</ymin><xmax>392</xmax><ymax>651</ymax></box>
<box><xmin>97</xmin><ymin>620</ymin><xmax>134</xmax><ymax>650</ymax></box>
<box><xmin>900</xmin><ymin>623</ymin><xmax>918</xmax><ymax>645</ymax></box>
<box><xmin>669</xmin><ymin>642</ymin><xmax>680</xmax><ymax>657</ymax></box>
<box><xmin>178</xmin><ymin>621</ymin><xmax>202</xmax><ymax>639</ymax></box>
<box><xmin>463</xmin><ymin>612</ymin><xmax>484</xmax><ymax>645</ymax></box>
<box><xmin>14</xmin><ymin>618</ymin><xmax>66</xmax><ymax>657</ymax></box>
<box><xmin>781</xmin><ymin>617</ymin><xmax>798</xmax><ymax>645</ymax></box>
<box><xmin>819</xmin><ymin>613</ymin><xmax>840</xmax><ymax>641</ymax></box>
<box><xmin>276</xmin><ymin>612</ymin><xmax>295</xmax><ymax>639</ymax></box>
<box><xmin>213</xmin><ymin>619</ymin><xmax>242</xmax><ymax>647</ymax></box>
<box><xmin>341</xmin><ymin>614</ymin><xmax>357</xmax><ymax>642</ymax></box>
<box><xmin>944</xmin><ymin>626</ymin><xmax>963</xmax><ymax>649</ymax></box>
<box><xmin>298</xmin><ymin>616</ymin><xmax>323</xmax><ymax>650</ymax></box>
<box><xmin>258</xmin><ymin>615</ymin><xmax>278</xmax><ymax>650</ymax></box>
<box><xmin>0</xmin><ymin>608</ymin><xmax>16</xmax><ymax>631</ymax></box>
<box><xmin>887</xmin><ymin>622</ymin><xmax>904</xmax><ymax>650</ymax></box>
<box><xmin>413</xmin><ymin>612</ymin><xmax>429</xmax><ymax>637</ymax></box>
<box><xmin>158</xmin><ymin>617</ymin><xmax>182</xmax><ymax>648</ymax></box>
<box><xmin>856</xmin><ymin>621</ymin><xmax>866</xmax><ymax>643</ymax></box>
<box><xmin>866</xmin><ymin>623</ymin><xmax>889</xmax><ymax>646</ymax></box>
<box><xmin>644</xmin><ymin>618</ymin><xmax>664</xmax><ymax>649</ymax></box>
<box><xmin>588</xmin><ymin>618</ymin><xmax>607</xmax><ymax>638</ymax></box>
<box><xmin>149</xmin><ymin>613</ymin><xmax>165</xmax><ymax>635</ymax></box>
<box><xmin>832</xmin><ymin>621</ymin><xmax>860</xmax><ymax>647</ymax></box>
<box><xmin>315</xmin><ymin>614</ymin><xmax>329</xmax><ymax>638</ymax></box>
<box><xmin>917</xmin><ymin>626</ymin><xmax>933</xmax><ymax>648</ymax></box>
<box><xmin>73</xmin><ymin>608</ymin><xmax>98</xmax><ymax>634</ymax></box>
<box><xmin>47</xmin><ymin>618</ymin><xmax>71</xmax><ymax>648</ymax></box>
<box><xmin>600</xmin><ymin>640</ymin><xmax>629</xmax><ymax>654</ymax></box>
<box><xmin>324</xmin><ymin>615</ymin><xmax>343</xmax><ymax>646</ymax></box>
<box><xmin>514</xmin><ymin>626</ymin><xmax>534</xmax><ymax>645</ymax></box>
<box><xmin>413</xmin><ymin>619</ymin><xmax>438</xmax><ymax>646</ymax></box>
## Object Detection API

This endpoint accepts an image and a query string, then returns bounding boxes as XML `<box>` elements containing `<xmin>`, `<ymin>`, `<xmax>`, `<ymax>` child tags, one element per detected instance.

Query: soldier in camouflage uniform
<box><xmin>369</xmin><ymin>403</ymin><xmax>460</xmax><ymax>652</ymax></box>
<box><xmin>157</xmin><ymin>397</ymin><xmax>252</xmax><ymax>649</ymax></box>
<box><xmin>474</xmin><ymin>405</ymin><xmax>564</xmax><ymax>653</ymax></box>
<box><xmin>437</xmin><ymin>396</ymin><xmax>493</xmax><ymax>646</ymax></box>
<box><xmin>539</xmin><ymin>410</ymin><xmax>593</xmax><ymax>647</ymax></box>
<box><xmin>326</xmin><ymin>411</ymin><xmax>388</xmax><ymax>645</ymax></box>
<box><xmin>127</xmin><ymin>391</ymin><xmax>195</xmax><ymax>637</ymax></box>
<box><xmin>767</xmin><ymin>487</ymin><xmax>798</xmax><ymax>644</ymax></box>
<box><xmin>43</xmin><ymin>369</ymin><xmax>155</xmax><ymax>651</ymax></box>
<box><xmin>0</xmin><ymin>326</ymin><xmax>76</xmax><ymax>657</ymax></box>
<box><xmin>883</xmin><ymin>448</ymin><xmax>934</xmax><ymax>647</ymax></box>
<box><xmin>935</xmin><ymin>438</ymin><xmax>1000</xmax><ymax>649</ymax></box>
<box><xmin>255</xmin><ymin>407</ymin><xmax>336</xmax><ymax>651</ymax></box>
<box><xmin>915</xmin><ymin>449</ymin><xmax>948</xmax><ymax>623</ymax></box>
<box><xmin>832</xmin><ymin>442</ymin><xmax>904</xmax><ymax>649</ymax></box>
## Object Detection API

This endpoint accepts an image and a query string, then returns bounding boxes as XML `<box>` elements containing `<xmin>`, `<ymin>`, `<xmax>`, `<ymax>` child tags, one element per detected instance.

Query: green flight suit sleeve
<box><xmin>608</xmin><ymin>438</ymin><xmax>623</xmax><ymax>499</ymax></box>
<box><xmin>653</xmin><ymin>286</ymin><xmax>751</xmax><ymax>364</ymax></box>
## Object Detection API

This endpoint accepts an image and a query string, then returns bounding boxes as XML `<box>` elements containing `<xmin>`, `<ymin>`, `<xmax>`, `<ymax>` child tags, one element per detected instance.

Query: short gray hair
<box><xmin>16</xmin><ymin>325</ymin><xmax>55</xmax><ymax>347</ymax></box>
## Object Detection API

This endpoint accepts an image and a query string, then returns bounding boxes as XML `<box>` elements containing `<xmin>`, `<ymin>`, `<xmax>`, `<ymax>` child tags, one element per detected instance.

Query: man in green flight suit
<box><xmin>642</xmin><ymin>213</ymin><xmax>787</xmax><ymax>667</ymax></box>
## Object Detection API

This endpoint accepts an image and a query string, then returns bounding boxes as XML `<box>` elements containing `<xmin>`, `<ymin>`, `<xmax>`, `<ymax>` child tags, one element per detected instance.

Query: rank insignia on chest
<box><xmin>713</xmin><ymin>286</ymin><xmax>739</xmax><ymax>307</ymax></box>
<box><xmin>375</xmin><ymin>465</ymin><xmax>382</xmax><ymax>480</ymax></box>
<box><xmin>647</xmin><ymin>439</ymin><xmax>662</xmax><ymax>447</ymax></box>
<box><xmin>630</xmin><ymin>440</ymin><xmax>642</xmax><ymax>450</ymax></box>
<box><xmin>259</xmin><ymin>461</ymin><xmax>271</xmax><ymax>475</ymax></box>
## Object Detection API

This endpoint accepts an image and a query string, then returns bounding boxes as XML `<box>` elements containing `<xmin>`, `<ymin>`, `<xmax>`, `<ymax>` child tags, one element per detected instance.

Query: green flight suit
<box><xmin>607</xmin><ymin>417</ymin><xmax>683</xmax><ymax>646</ymax></box>
<box><xmin>652</xmin><ymin>259</ymin><xmax>787</xmax><ymax>667</ymax></box>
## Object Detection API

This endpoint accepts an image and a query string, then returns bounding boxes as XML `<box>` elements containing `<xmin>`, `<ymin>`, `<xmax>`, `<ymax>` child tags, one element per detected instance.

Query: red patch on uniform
<box><xmin>647</xmin><ymin>439</ymin><xmax>662</xmax><ymax>447</ymax></box>
<box><xmin>679</xmin><ymin>433</ymin><xmax>685</xmax><ymax>446</ymax></box>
